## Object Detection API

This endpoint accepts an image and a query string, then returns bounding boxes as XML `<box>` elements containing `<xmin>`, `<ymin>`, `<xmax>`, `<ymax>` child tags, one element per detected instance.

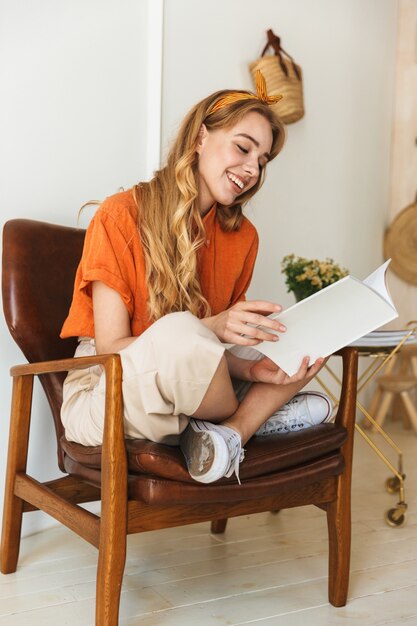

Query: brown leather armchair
<box><xmin>0</xmin><ymin>219</ymin><xmax>358</xmax><ymax>625</ymax></box>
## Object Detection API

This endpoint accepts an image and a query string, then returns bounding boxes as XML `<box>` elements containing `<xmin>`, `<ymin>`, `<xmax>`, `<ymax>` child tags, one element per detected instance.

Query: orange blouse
<box><xmin>60</xmin><ymin>189</ymin><xmax>259</xmax><ymax>338</ymax></box>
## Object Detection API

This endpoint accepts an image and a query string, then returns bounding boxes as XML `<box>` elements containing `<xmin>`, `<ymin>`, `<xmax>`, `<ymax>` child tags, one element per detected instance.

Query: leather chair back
<box><xmin>2</xmin><ymin>219</ymin><xmax>85</xmax><ymax>469</ymax></box>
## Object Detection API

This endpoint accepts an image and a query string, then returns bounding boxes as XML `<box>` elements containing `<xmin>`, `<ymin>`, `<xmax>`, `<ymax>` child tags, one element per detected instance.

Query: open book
<box><xmin>253</xmin><ymin>260</ymin><xmax>398</xmax><ymax>376</ymax></box>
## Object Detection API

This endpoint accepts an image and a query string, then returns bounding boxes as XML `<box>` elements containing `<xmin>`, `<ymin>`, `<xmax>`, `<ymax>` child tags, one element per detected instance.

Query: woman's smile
<box><xmin>226</xmin><ymin>171</ymin><xmax>246</xmax><ymax>191</ymax></box>
<box><xmin>196</xmin><ymin>111</ymin><xmax>273</xmax><ymax>213</ymax></box>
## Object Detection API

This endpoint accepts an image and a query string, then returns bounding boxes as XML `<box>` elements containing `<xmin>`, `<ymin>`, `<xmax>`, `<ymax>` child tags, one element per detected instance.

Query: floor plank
<box><xmin>1</xmin><ymin>420</ymin><xmax>417</xmax><ymax>625</ymax></box>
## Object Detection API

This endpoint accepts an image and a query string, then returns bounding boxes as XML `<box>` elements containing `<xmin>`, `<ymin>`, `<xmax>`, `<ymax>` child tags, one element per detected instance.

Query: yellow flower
<box><xmin>281</xmin><ymin>254</ymin><xmax>349</xmax><ymax>300</ymax></box>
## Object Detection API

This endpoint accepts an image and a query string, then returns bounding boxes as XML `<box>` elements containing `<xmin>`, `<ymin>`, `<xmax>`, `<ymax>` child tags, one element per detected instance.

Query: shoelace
<box><xmin>222</xmin><ymin>432</ymin><xmax>245</xmax><ymax>484</ymax></box>
<box><xmin>258</xmin><ymin>399</ymin><xmax>306</xmax><ymax>435</ymax></box>
<box><xmin>286</xmin><ymin>400</ymin><xmax>304</xmax><ymax>424</ymax></box>
<box><xmin>274</xmin><ymin>401</ymin><xmax>306</xmax><ymax>431</ymax></box>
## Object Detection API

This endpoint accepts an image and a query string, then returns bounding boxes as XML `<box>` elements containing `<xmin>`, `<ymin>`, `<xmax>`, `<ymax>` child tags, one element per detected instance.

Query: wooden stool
<box><xmin>368</xmin><ymin>374</ymin><xmax>417</xmax><ymax>434</ymax></box>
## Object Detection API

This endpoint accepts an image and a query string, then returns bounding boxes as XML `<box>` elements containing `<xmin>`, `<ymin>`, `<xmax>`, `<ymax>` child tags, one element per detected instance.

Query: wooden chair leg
<box><xmin>327</xmin><ymin>364</ymin><xmax>355</xmax><ymax>611</ymax></box>
<box><xmin>402</xmin><ymin>405</ymin><xmax>413</xmax><ymax>430</ymax></box>
<box><xmin>372</xmin><ymin>390</ymin><xmax>394</xmax><ymax>432</ymax></box>
<box><xmin>391</xmin><ymin>395</ymin><xmax>404</xmax><ymax>423</ymax></box>
<box><xmin>96</xmin><ymin>518</ymin><xmax>127</xmax><ymax>626</ymax></box>
<box><xmin>400</xmin><ymin>391</ymin><xmax>417</xmax><ymax>435</ymax></box>
<box><xmin>363</xmin><ymin>386</ymin><xmax>383</xmax><ymax>429</ymax></box>
<box><xmin>95</xmin><ymin>359</ymin><xmax>128</xmax><ymax>626</ymax></box>
<box><xmin>326</xmin><ymin>491</ymin><xmax>351</xmax><ymax>607</ymax></box>
<box><xmin>211</xmin><ymin>518</ymin><xmax>228</xmax><ymax>533</ymax></box>
<box><xmin>1</xmin><ymin>496</ymin><xmax>24</xmax><ymax>575</ymax></box>
<box><xmin>1</xmin><ymin>376</ymin><xmax>33</xmax><ymax>574</ymax></box>
<box><xmin>95</xmin><ymin>477</ymin><xmax>127</xmax><ymax>626</ymax></box>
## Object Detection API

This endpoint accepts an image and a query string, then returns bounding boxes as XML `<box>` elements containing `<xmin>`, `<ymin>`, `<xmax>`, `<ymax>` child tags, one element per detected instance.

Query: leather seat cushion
<box><xmin>126</xmin><ymin>451</ymin><xmax>344</xmax><ymax>504</ymax></box>
<box><xmin>63</xmin><ymin>450</ymin><xmax>344</xmax><ymax>505</ymax></box>
<box><xmin>61</xmin><ymin>422</ymin><xmax>347</xmax><ymax>484</ymax></box>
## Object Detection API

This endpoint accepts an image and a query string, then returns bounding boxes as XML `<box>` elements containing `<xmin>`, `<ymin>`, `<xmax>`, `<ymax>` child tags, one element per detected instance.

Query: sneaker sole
<box><xmin>180</xmin><ymin>422</ymin><xmax>230</xmax><ymax>483</ymax></box>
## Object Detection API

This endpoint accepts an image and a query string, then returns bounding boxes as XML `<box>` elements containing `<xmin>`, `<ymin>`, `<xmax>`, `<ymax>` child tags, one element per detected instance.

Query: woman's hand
<box><xmin>249</xmin><ymin>355</ymin><xmax>327</xmax><ymax>386</ymax></box>
<box><xmin>201</xmin><ymin>300</ymin><xmax>286</xmax><ymax>345</ymax></box>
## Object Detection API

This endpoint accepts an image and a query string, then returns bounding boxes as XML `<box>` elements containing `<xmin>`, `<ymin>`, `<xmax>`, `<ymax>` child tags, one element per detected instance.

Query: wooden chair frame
<box><xmin>0</xmin><ymin>219</ymin><xmax>358</xmax><ymax>625</ymax></box>
<box><xmin>1</xmin><ymin>349</ymin><xmax>358</xmax><ymax>624</ymax></box>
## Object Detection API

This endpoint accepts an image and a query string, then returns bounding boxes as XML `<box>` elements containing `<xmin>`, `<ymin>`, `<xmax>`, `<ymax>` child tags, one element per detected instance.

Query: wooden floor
<box><xmin>2</xmin><ymin>420</ymin><xmax>417</xmax><ymax>625</ymax></box>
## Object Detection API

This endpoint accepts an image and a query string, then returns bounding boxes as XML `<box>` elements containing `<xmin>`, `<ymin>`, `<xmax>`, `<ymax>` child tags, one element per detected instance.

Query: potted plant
<box><xmin>281</xmin><ymin>254</ymin><xmax>349</xmax><ymax>301</ymax></box>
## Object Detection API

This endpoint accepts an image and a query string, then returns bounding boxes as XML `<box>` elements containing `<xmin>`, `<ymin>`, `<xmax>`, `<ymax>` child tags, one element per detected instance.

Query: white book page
<box><xmin>363</xmin><ymin>259</ymin><xmax>395</xmax><ymax>308</ymax></box>
<box><xmin>253</xmin><ymin>261</ymin><xmax>398</xmax><ymax>376</ymax></box>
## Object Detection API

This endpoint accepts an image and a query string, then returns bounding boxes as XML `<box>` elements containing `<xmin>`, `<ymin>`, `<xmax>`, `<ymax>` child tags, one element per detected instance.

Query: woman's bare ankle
<box><xmin>221</xmin><ymin>418</ymin><xmax>250</xmax><ymax>446</ymax></box>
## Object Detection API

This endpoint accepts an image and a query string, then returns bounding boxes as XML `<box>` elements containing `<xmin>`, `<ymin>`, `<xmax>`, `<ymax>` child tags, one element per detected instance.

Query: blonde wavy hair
<box><xmin>134</xmin><ymin>90</ymin><xmax>285</xmax><ymax>322</ymax></box>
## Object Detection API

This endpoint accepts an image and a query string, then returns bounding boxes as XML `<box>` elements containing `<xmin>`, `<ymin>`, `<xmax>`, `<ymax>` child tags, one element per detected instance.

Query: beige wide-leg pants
<box><xmin>61</xmin><ymin>311</ymin><xmax>226</xmax><ymax>446</ymax></box>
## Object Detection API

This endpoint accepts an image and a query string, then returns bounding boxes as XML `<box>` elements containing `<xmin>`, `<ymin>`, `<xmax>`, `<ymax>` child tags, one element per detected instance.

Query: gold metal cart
<box><xmin>316</xmin><ymin>324</ymin><xmax>417</xmax><ymax>527</ymax></box>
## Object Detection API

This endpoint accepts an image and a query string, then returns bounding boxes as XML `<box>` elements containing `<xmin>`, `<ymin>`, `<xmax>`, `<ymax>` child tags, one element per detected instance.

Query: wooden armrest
<box><xmin>335</xmin><ymin>346</ymin><xmax>358</xmax><ymax>359</ymax></box>
<box><xmin>10</xmin><ymin>352</ymin><xmax>126</xmax><ymax>480</ymax></box>
<box><xmin>333</xmin><ymin>347</ymin><xmax>358</xmax><ymax>432</ymax></box>
<box><xmin>10</xmin><ymin>353</ymin><xmax>121</xmax><ymax>377</ymax></box>
<box><xmin>334</xmin><ymin>347</ymin><xmax>355</xmax><ymax>358</ymax></box>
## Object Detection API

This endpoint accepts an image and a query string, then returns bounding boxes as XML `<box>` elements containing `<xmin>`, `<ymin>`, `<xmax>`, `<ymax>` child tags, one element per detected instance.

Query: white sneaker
<box><xmin>180</xmin><ymin>419</ymin><xmax>244</xmax><ymax>484</ymax></box>
<box><xmin>256</xmin><ymin>392</ymin><xmax>333</xmax><ymax>436</ymax></box>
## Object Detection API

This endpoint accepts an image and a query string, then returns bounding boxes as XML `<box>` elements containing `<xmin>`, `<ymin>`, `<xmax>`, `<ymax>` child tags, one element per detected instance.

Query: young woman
<box><xmin>60</xmin><ymin>72</ymin><xmax>331</xmax><ymax>485</ymax></box>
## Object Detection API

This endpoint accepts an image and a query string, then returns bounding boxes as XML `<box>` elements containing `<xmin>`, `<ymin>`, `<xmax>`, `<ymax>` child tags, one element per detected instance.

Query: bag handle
<box><xmin>261</xmin><ymin>29</ymin><xmax>302</xmax><ymax>81</ymax></box>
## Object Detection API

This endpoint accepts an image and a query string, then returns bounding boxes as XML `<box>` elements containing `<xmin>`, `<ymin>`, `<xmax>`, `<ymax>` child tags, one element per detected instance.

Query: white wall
<box><xmin>0</xmin><ymin>0</ymin><xmax>398</xmax><ymax>537</ymax></box>
<box><xmin>0</xmin><ymin>0</ymin><xmax>151</xmax><ymax>536</ymax></box>
<box><xmin>162</xmin><ymin>0</ymin><xmax>398</xmax><ymax>307</ymax></box>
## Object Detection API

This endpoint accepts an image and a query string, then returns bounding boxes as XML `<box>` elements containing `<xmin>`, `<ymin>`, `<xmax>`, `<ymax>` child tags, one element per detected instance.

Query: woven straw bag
<box><xmin>249</xmin><ymin>29</ymin><xmax>304</xmax><ymax>124</ymax></box>
<box><xmin>384</xmin><ymin>193</ymin><xmax>417</xmax><ymax>285</ymax></box>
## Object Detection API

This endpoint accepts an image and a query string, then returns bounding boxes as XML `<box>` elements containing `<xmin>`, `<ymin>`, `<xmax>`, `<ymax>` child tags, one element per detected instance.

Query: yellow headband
<box><xmin>207</xmin><ymin>70</ymin><xmax>283</xmax><ymax>116</ymax></box>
